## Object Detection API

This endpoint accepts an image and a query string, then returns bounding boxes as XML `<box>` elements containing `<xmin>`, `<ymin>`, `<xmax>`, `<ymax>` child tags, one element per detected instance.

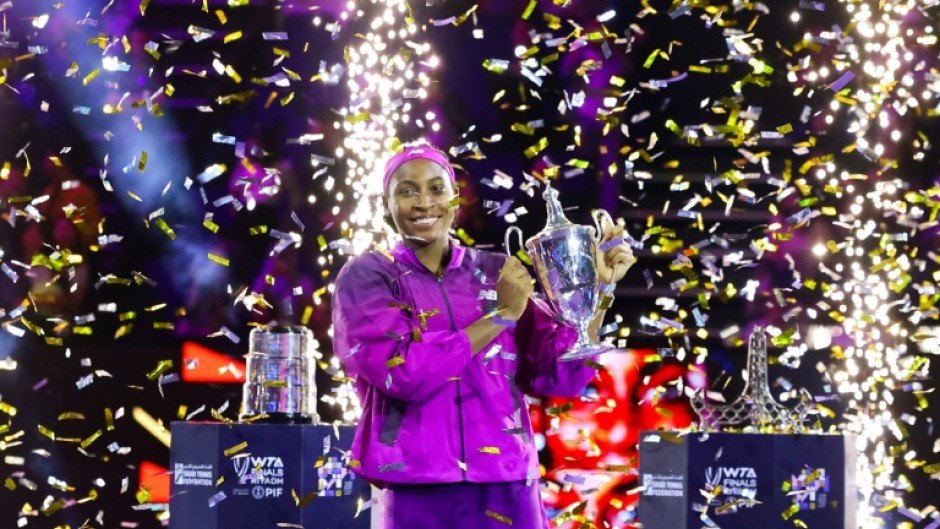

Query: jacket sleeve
<box><xmin>331</xmin><ymin>255</ymin><xmax>474</xmax><ymax>402</ymax></box>
<box><xmin>514</xmin><ymin>297</ymin><xmax>598</xmax><ymax>397</ymax></box>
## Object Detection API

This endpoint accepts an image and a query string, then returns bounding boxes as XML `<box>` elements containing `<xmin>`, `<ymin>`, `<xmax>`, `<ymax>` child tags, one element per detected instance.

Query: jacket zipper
<box><xmin>436</xmin><ymin>274</ymin><xmax>468</xmax><ymax>481</ymax></box>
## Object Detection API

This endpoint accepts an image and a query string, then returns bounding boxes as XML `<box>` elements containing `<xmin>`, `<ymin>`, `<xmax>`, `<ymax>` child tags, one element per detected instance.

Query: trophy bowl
<box><xmin>505</xmin><ymin>182</ymin><xmax>615</xmax><ymax>361</ymax></box>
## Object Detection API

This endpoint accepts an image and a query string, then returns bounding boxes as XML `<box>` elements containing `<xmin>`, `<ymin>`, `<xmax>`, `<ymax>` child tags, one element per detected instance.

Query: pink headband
<box><xmin>382</xmin><ymin>145</ymin><xmax>456</xmax><ymax>193</ymax></box>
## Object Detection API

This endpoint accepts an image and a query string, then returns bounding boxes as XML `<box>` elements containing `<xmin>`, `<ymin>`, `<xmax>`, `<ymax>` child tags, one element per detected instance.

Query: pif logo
<box><xmin>251</xmin><ymin>485</ymin><xmax>283</xmax><ymax>499</ymax></box>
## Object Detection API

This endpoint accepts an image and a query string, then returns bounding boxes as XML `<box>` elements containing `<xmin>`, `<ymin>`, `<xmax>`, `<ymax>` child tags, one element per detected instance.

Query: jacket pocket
<box><xmin>379</xmin><ymin>399</ymin><xmax>406</xmax><ymax>446</ymax></box>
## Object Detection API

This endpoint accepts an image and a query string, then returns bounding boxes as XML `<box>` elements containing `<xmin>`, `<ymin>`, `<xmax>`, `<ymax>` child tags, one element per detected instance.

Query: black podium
<box><xmin>638</xmin><ymin>431</ymin><xmax>857</xmax><ymax>529</ymax></box>
<box><xmin>169</xmin><ymin>422</ymin><xmax>373</xmax><ymax>529</ymax></box>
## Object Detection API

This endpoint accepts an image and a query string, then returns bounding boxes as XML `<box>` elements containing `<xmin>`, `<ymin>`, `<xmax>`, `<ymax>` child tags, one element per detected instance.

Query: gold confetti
<box><xmin>224</xmin><ymin>64</ymin><xmax>242</xmax><ymax>83</ymax></box>
<box><xmin>521</xmin><ymin>0</ymin><xmax>537</xmax><ymax>19</ymax></box>
<box><xmin>80</xmin><ymin>429</ymin><xmax>103</xmax><ymax>449</ymax></box>
<box><xmin>82</xmin><ymin>68</ymin><xmax>101</xmax><ymax>86</ymax></box>
<box><xmin>42</xmin><ymin>499</ymin><xmax>66</xmax><ymax>516</ymax></box>
<box><xmin>295</xmin><ymin>489</ymin><xmax>318</xmax><ymax>507</ymax></box>
<box><xmin>146</xmin><ymin>360</ymin><xmax>173</xmax><ymax>381</ymax></box>
<box><xmin>386</xmin><ymin>356</ymin><xmax>405</xmax><ymax>368</ymax></box>
<box><xmin>208</xmin><ymin>253</ymin><xmax>230</xmax><ymax>266</ymax></box>
<box><xmin>524</xmin><ymin>138</ymin><xmax>548</xmax><ymax>158</ymax></box>
<box><xmin>486</xmin><ymin>510</ymin><xmax>512</xmax><ymax>525</ymax></box>
<box><xmin>223</xmin><ymin>441</ymin><xmax>249</xmax><ymax>457</ymax></box>
<box><xmin>38</xmin><ymin>424</ymin><xmax>56</xmax><ymax>441</ymax></box>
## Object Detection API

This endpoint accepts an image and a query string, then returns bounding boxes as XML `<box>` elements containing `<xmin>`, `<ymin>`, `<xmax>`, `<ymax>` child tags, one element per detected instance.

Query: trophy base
<box><xmin>559</xmin><ymin>342</ymin><xmax>614</xmax><ymax>361</ymax></box>
<box><xmin>239</xmin><ymin>411</ymin><xmax>317</xmax><ymax>425</ymax></box>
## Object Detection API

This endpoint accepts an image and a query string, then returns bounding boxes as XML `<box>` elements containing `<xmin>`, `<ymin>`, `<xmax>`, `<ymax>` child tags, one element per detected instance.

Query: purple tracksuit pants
<box><xmin>380</xmin><ymin>481</ymin><xmax>551</xmax><ymax>529</ymax></box>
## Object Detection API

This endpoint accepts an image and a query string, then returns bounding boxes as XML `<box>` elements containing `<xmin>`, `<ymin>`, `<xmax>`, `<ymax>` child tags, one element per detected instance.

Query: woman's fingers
<box><xmin>600</xmin><ymin>223</ymin><xmax>623</xmax><ymax>243</ymax></box>
<box><xmin>501</xmin><ymin>256</ymin><xmax>521</xmax><ymax>273</ymax></box>
<box><xmin>604</xmin><ymin>245</ymin><xmax>630</xmax><ymax>265</ymax></box>
<box><xmin>511</xmin><ymin>269</ymin><xmax>533</xmax><ymax>284</ymax></box>
<box><xmin>499</xmin><ymin>260</ymin><xmax>533</xmax><ymax>290</ymax></box>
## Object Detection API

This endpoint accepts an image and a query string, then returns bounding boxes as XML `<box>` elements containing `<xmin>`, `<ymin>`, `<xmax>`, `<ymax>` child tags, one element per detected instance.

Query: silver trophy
<box><xmin>504</xmin><ymin>181</ymin><xmax>614</xmax><ymax>361</ymax></box>
<box><xmin>241</xmin><ymin>326</ymin><xmax>319</xmax><ymax>424</ymax></box>
<box><xmin>691</xmin><ymin>326</ymin><xmax>812</xmax><ymax>432</ymax></box>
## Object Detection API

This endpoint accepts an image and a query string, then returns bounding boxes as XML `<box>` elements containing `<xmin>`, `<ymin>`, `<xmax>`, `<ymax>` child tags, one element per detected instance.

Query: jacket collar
<box><xmin>391</xmin><ymin>240</ymin><xmax>466</xmax><ymax>274</ymax></box>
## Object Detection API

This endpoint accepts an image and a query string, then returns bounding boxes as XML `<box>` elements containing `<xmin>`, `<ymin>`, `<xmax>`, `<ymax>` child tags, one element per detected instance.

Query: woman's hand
<box><xmin>595</xmin><ymin>219</ymin><xmax>636</xmax><ymax>285</ymax></box>
<box><xmin>496</xmin><ymin>256</ymin><xmax>535</xmax><ymax>321</ymax></box>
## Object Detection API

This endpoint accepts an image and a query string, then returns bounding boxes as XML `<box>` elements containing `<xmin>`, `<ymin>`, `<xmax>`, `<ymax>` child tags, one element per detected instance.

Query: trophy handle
<box><xmin>504</xmin><ymin>226</ymin><xmax>524</xmax><ymax>257</ymax></box>
<box><xmin>591</xmin><ymin>209</ymin><xmax>615</xmax><ymax>242</ymax></box>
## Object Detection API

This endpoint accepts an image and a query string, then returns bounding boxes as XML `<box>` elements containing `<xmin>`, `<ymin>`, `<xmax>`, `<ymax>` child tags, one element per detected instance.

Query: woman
<box><xmin>331</xmin><ymin>143</ymin><xmax>634</xmax><ymax>528</ymax></box>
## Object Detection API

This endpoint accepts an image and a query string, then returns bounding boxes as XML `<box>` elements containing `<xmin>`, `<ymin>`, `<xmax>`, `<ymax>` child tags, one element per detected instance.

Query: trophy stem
<box><xmin>558</xmin><ymin>323</ymin><xmax>613</xmax><ymax>361</ymax></box>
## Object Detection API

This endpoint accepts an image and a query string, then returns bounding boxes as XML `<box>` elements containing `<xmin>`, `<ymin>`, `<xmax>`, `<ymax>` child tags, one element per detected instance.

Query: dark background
<box><xmin>0</xmin><ymin>0</ymin><xmax>938</xmax><ymax>527</ymax></box>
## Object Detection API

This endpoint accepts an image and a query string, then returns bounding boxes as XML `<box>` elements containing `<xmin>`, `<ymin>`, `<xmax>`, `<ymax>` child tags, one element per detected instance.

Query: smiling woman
<box><xmin>330</xmin><ymin>143</ymin><xmax>634</xmax><ymax>529</ymax></box>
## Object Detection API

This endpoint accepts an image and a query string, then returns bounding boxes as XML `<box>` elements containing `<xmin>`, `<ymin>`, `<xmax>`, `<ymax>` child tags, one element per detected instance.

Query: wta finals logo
<box><xmin>318</xmin><ymin>455</ymin><xmax>354</xmax><ymax>496</ymax></box>
<box><xmin>704</xmin><ymin>466</ymin><xmax>759</xmax><ymax>514</ymax></box>
<box><xmin>705</xmin><ymin>466</ymin><xmax>758</xmax><ymax>496</ymax></box>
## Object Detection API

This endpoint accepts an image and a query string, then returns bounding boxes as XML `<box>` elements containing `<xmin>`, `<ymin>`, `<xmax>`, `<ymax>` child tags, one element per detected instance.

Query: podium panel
<box><xmin>639</xmin><ymin>431</ymin><xmax>857</xmax><ymax>529</ymax></box>
<box><xmin>169</xmin><ymin>422</ymin><xmax>372</xmax><ymax>529</ymax></box>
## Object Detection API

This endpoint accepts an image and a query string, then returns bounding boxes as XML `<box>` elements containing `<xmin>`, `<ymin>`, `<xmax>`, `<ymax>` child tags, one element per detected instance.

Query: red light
<box><xmin>181</xmin><ymin>341</ymin><xmax>245</xmax><ymax>383</ymax></box>
<box><xmin>138</xmin><ymin>460</ymin><xmax>170</xmax><ymax>504</ymax></box>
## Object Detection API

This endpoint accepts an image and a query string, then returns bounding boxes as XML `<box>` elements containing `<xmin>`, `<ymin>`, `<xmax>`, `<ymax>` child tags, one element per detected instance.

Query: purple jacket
<box><xmin>332</xmin><ymin>241</ymin><xmax>598</xmax><ymax>486</ymax></box>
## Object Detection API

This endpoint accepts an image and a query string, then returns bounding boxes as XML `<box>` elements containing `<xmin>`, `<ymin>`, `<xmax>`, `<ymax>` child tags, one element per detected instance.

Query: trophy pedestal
<box><xmin>638</xmin><ymin>431</ymin><xmax>857</xmax><ymax>529</ymax></box>
<box><xmin>169</xmin><ymin>422</ymin><xmax>373</xmax><ymax>529</ymax></box>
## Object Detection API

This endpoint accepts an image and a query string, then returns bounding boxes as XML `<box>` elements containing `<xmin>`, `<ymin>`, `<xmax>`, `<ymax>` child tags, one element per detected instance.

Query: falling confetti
<box><xmin>0</xmin><ymin>1</ymin><xmax>938</xmax><ymax>528</ymax></box>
